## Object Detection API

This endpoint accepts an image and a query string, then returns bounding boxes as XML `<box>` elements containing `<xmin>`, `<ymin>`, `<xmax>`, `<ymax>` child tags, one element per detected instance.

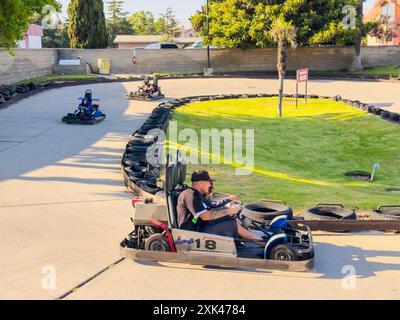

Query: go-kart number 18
<box><xmin>195</xmin><ymin>239</ymin><xmax>217</xmax><ymax>250</ymax></box>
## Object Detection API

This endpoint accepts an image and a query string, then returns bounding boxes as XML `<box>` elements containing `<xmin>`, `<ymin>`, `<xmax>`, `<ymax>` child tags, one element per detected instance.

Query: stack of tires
<box><xmin>122</xmin><ymin>102</ymin><xmax>178</xmax><ymax>195</ymax></box>
<box><xmin>0</xmin><ymin>83</ymin><xmax>42</xmax><ymax>106</ymax></box>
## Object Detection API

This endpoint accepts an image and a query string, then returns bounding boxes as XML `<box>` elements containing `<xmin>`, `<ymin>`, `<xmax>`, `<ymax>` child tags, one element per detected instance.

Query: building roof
<box><xmin>175</xmin><ymin>37</ymin><xmax>203</xmax><ymax>44</ymax></box>
<box><xmin>26</xmin><ymin>24</ymin><xmax>43</xmax><ymax>37</ymax></box>
<box><xmin>114</xmin><ymin>35</ymin><xmax>162</xmax><ymax>44</ymax></box>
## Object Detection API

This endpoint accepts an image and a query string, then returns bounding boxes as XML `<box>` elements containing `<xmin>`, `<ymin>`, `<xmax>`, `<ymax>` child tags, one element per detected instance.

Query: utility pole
<box><xmin>206</xmin><ymin>0</ymin><xmax>211</xmax><ymax>69</ymax></box>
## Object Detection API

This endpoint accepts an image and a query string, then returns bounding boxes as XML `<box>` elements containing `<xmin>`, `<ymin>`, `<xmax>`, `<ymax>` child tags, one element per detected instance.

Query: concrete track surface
<box><xmin>0</xmin><ymin>78</ymin><xmax>399</xmax><ymax>300</ymax></box>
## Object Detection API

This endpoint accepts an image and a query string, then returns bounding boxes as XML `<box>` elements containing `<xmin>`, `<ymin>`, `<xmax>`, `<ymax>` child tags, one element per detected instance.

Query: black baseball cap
<box><xmin>191</xmin><ymin>170</ymin><xmax>215</xmax><ymax>183</ymax></box>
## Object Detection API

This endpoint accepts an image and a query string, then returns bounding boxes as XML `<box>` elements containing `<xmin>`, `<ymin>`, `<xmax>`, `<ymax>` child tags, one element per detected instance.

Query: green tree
<box><xmin>160</xmin><ymin>7</ymin><xmax>180</xmax><ymax>39</ymax></box>
<box><xmin>106</xmin><ymin>0</ymin><xmax>132</xmax><ymax>47</ymax></box>
<box><xmin>129</xmin><ymin>11</ymin><xmax>156</xmax><ymax>35</ymax></box>
<box><xmin>0</xmin><ymin>0</ymin><xmax>61</xmax><ymax>52</ymax></box>
<box><xmin>154</xmin><ymin>17</ymin><xmax>167</xmax><ymax>35</ymax></box>
<box><xmin>30</xmin><ymin>13</ymin><xmax>70</xmax><ymax>48</ymax></box>
<box><xmin>269</xmin><ymin>17</ymin><xmax>296</xmax><ymax>118</ymax></box>
<box><xmin>191</xmin><ymin>0</ymin><xmax>367</xmax><ymax>48</ymax></box>
<box><xmin>68</xmin><ymin>0</ymin><xmax>108</xmax><ymax>48</ymax></box>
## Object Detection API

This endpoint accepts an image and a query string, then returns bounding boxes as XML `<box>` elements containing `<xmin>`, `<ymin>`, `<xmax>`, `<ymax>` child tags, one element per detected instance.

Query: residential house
<box><xmin>18</xmin><ymin>24</ymin><xmax>44</xmax><ymax>49</ymax></box>
<box><xmin>365</xmin><ymin>0</ymin><xmax>400</xmax><ymax>45</ymax></box>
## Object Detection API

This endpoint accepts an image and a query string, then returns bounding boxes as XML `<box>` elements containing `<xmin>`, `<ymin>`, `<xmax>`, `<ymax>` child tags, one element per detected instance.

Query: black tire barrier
<box><xmin>0</xmin><ymin>85</ymin><xmax>16</xmax><ymax>96</ymax></box>
<box><xmin>367</xmin><ymin>106</ymin><xmax>376</xmax><ymax>113</ymax></box>
<box><xmin>127</xmin><ymin>140</ymin><xmax>155</xmax><ymax>148</ymax></box>
<box><xmin>370</xmin><ymin>205</ymin><xmax>400</xmax><ymax>221</ymax></box>
<box><xmin>0</xmin><ymin>82</ymin><xmax>45</xmax><ymax>109</ymax></box>
<box><xmin>27</xmin><ymin>82</ymin><xmax>38</xmax><ymax>90</ymax></box>
<box><xmin>0</xmin><ymin>89</ymin><xmax>12</xmax><ymax>101</ymax></box>
<box><xmin>381</xmin><ymin>111</ymin><xmax>391</xmax><ymax>120</ymax></box>
<box><xmin>373</xmin><ymin>108</ymin><xmax>382</xmax><ymax>116</ymax></box>
<box><xmin>303</xmin><ymin>204</ymin><xmax>357</xmax><ymax>221</ymax></box>
<box><xmin>389</xmin><ymin>113</ymin><xmax>400</xmax><ymax>122</ymax></box>
<box><xmin>137</xmin><ymin>180</ymin><xmax>163</xmax><ymax>194</ymax></box>
<box><xmin>242</xmin><ymin>201</ymin><xmax>294</xmax><ymax>223</ymax></box>
<box><xmin>123</xmin><ymin>159</ymin><xmax>149</xmax><ymax>169</ymax></box>
<box><xmin>16</xmin><ymin>84</ymin><xmax>30</xmax><ymax>93</ymax></box>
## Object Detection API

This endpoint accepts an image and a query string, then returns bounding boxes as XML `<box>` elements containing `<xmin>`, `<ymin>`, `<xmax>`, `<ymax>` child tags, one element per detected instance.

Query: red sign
<box><xmin>297</xmin><ymin>68</ymin><xmax>309</xmax><ymax>83</ymax></box>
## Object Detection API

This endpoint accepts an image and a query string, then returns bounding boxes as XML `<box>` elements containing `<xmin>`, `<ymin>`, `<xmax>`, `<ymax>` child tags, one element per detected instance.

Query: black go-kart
<box><xmin>62</xmin><ymin>89</ymin><xmax>106</xmax><ymax>125</ymax></box>
<box><xmin>120</xmin><ymin>157</ymin><xmax>315</xmax><ymax>272</ymax></box>
<box><xmin>126</xmin><ymin>77</ymin><xmax>165</xmax><ymax>101</ymax></box>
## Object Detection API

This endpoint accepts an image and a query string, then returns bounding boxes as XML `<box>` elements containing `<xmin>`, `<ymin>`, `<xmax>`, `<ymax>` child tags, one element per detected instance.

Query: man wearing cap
<box><xmin>176</xmin><ymin>170</ymin><xmax>262</xmax><ymax>240</ymax></box>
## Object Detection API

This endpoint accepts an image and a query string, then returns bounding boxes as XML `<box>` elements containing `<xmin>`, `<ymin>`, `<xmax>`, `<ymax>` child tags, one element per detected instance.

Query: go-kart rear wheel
<box><xmin>269</xmin><ymin>244</ymin><xmax>298</xmax><ymax>261</ymax></box>
<box><xmin>145</xmin><ymin>234</ymin><xmax>171</xmax><ymax>252</ymax></box>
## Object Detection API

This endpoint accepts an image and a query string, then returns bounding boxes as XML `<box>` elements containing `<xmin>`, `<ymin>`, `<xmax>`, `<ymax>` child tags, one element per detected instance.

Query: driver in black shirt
<box><xmin>176</xmin><ymin>170</ymin><xmax>262</xmax><ymax>240</ymax></box>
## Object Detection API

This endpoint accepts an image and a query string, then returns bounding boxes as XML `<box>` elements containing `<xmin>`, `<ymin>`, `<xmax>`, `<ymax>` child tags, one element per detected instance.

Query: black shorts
<box><xmin>200</xmin><ymin>216</ymin><xmax>239</xmax><ymax>238</ymax></box>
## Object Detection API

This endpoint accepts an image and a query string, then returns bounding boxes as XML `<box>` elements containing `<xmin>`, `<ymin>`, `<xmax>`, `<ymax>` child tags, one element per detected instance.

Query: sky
<box><xmin>58</xmin><ymin>0</ymin><xmax>377</xmax><ymax>28</ymax></box>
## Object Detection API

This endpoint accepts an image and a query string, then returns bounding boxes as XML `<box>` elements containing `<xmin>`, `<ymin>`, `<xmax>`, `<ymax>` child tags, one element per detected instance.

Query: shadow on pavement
<box><xmin>131</xmin><ymin>240</ymin><xmax>400</xmax><ymax>280</ymax></box>
<box><xmin>0</xmin><ymin>83</ymin><xmax>154</xmax><ymax>190</ymax></box>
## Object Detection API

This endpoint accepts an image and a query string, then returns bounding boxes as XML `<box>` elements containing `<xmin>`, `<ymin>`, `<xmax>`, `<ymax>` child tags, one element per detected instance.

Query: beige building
<box><xmin>114</xmin><ymin>35</ymin><xmax>202</xmax><ymax>49</ymax></box>
<box><xmin>114</xmin><ymin>35</ymin><xmax>164</xmax><ymax>49</ymax></box>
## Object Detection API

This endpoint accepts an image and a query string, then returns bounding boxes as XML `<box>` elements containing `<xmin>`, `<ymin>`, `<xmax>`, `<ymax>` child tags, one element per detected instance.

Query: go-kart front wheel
<box><xmin>268</xmin><ymin>244</ymin><xmax>298</xmax><ymax>261</ymax></box>
<box><xmin>145</xmin><ymin>234</ymin><xmax>171</xmax><ymax>252</ymax></box>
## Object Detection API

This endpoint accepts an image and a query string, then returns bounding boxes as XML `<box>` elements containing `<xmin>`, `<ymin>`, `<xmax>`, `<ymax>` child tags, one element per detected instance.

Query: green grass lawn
<box><xmin>309</xmin><ymin>65</ymin><xmax>400</xmax><ymax>79</ymax></box>
<box><xmin>16</xmin><ymin>74</ymin><xmax>99</xmax><ymax>85</ymax></box>
<box><xmin>357</xmin><ymin>65</ymin><xmax>400</xmax><ymax>78</ymax></box>
<box><xmin>170</xmin><ymin>98</ymin><xmax>400</xmax><ymax>213</ymax></box>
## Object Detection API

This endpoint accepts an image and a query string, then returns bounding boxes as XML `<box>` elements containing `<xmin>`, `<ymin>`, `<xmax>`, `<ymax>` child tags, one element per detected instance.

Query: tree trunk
<box><xmin>277</xmin><ymin>38</ymin><xmax>287</xmax><ymax>118</ymax></box>
<box><xmin>350</xmin><ymin>0</ymin><xmax>364</xmax><ymax>71</ymax></box>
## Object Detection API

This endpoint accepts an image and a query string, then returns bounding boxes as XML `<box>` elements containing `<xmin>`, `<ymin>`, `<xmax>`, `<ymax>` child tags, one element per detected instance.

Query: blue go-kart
<box><xmin>62</xmin><ymin>89</ymin><xmax>106</xmax><ymax>125</ymax></box>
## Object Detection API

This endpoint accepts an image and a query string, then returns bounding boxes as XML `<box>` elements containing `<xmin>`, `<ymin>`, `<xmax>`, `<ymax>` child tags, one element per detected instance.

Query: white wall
<box><xmin>28</xmin><ymin>36</ymin><xmax>42</xmax><ymax>49</ymax></box>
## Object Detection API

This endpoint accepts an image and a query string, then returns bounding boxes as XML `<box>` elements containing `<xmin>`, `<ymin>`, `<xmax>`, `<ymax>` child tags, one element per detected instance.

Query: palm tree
<box><xmin>350</xmin><ymin>0</ymin><xmax>365</xmax><ymax>71</ymax></box>
<box><xmin>269</xmin><ymin>17</ymin><xmax>297</xmax><ymax>118</ymax></box>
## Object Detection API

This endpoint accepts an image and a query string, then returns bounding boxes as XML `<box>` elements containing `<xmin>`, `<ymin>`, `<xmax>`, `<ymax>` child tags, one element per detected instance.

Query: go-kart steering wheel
<box><xmin>229</xmin><ymin>203</ymin><xmax>244</xmax><ymax>220</ymax></box>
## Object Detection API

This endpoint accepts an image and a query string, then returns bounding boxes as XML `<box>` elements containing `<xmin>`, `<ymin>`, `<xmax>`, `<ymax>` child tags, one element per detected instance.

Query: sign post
<box><xmin>296</xmin><ymin>68</ymin><xmax>309</xmax><ymax>109</ymax></box>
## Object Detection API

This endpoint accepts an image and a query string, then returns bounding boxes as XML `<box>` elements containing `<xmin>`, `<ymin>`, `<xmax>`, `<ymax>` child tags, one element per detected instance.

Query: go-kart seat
<box><xmin>165</xmin><ymin>162</ymin><xmax>187</xmax><ymax>228</ymax></box>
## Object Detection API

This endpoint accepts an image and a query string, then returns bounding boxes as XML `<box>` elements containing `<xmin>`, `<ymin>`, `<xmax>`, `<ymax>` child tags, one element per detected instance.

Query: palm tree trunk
<box><xmin>277</xmin><ymin>37</ymin><xmax>287</xmax><ymax>118</ymax></box>
<box><xmin>350</xmin><ymin>0</ymin><xmax>364</xmax><ymax>71</ymax></box>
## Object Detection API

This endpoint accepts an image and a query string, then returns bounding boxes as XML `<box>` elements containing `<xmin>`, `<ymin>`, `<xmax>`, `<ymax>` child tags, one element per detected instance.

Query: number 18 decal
<box><xmin>195</xmin><ymin>239</ymin><xmax>217</xmax><ymax>250</ymax></box>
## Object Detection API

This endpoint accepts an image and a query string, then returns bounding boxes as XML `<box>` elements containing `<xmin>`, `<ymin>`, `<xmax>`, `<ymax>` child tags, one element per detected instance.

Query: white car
<box><xmin>185</xmin><ymin>40</ymin><xmax>218</xmax><ymax>49</ymax></box>
<box><xmin>145</xmin><ymin>43</ymin><xmax>179</xmax><ymax>49</ymax></box>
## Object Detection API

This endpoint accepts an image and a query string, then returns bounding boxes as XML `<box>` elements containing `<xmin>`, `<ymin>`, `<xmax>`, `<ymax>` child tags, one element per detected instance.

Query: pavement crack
<box><xmin>56</xmin><ymin>258</ymin><xmax>126</xmax><ymax>300</ymax></box>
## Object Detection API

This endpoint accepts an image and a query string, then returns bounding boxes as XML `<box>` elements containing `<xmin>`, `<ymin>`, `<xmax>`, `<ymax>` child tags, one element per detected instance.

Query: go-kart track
<box><xmin>0</xmin><ymin>77</ymin><xmax>400</xmax><ymax>300</ymax></box>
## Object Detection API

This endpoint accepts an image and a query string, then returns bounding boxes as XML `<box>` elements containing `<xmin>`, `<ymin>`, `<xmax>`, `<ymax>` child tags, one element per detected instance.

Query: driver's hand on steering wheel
<box><xmin>226</xmin><ymin>203</ymin><xmax>241</xmax><ymax>216</ymax></box>
<box><xmin>227</xmin><ymin>194</ymin><xmax>238</xmax><ymax>201</ymax></box>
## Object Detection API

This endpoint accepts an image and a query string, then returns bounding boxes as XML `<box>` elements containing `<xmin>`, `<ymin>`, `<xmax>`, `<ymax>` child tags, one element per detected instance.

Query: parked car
<box><xmin>185</xmin><ymin>40</ymin><xmax>218</xmax><ymax>49</ymax></box>
<box><xmin>145</xmin><ymin>43</ymin><xmax>179</xmax><ymax>49</ymax></box>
